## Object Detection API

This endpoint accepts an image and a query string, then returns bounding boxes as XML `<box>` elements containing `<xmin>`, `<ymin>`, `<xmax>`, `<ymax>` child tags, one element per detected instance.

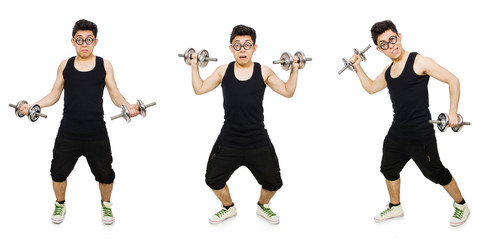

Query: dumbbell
<box><xmin>178</xmin><ymin>48</ymin><xmax>218</xmax><ymax>67</ymax></box>
<box><xmin>9</xmin><ymin>100</ymin><xmax>47</xmax><ymax>122</ymax></box>
<box><xmin>429</xmin><ymin>113</ymin><xmax>471</xmax><ymax>132</ymax></box>
<box><xmin>273</xmin><ymin>51</ymin><xmax>312</xmax><ymax>71</ymax></box>
<box><xmin>111</xmin><ymin>100</ymin><xmax>156</xmax><ymax>123</ymax></box>
<box><xmin>338</xmin><ymin>45</ymin><xmax>371</xmax><ymax>74</ymax></box>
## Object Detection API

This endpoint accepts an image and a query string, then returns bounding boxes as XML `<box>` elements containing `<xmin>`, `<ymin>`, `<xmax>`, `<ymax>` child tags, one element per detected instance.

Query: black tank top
<box><xmin>58</xmin><ymin>56</ymin><xmax>108</xmax><ymax>140</ymax></box>
<box><xmin>385</xmin><ymin>52</ymin><xmax>435</xmax><ymax>144</ymax></box>
<box><xmin>215</xmin><ymin>62</ymin><xmax>271</xmax><ymax>148</ymax></box>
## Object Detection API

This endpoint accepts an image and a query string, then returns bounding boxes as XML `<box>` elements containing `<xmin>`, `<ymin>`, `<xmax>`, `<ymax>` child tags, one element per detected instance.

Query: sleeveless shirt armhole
<box><xmin>410</xmin><ymin>53</ymin><xmax>428</xmax><ymax>77</ymax></box>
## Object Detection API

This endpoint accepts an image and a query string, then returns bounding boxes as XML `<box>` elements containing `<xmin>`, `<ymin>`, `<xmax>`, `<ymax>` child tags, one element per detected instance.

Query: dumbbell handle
<box><xmin>359</xmin><ymin>45</ymin><xmax>371</xmax><ymax>54</ymax></box>
<box><xmin>34</xmin><ymin>112</ymin><xmax>47</xmax><ymax>118</ymax></box>
<box><xmin>110</xmin><ymin>113</ymin><xmax>124</xmax><ymax>120</ymax></box>
<box><xmin>338</xmin><ymin>65</ymin><xmax>351</xmax><ymax>75</ymax></box>
<box><xmin>144</xmin><ymin>102</ymin><xmax>156</xmax><ymax>108</ymax></box>
<box><xmin>8</xmin><ymin>103</ymin><xmax>47</xmax><ymax>118</ymax></box>
<box><xmin>429</xmin><ymin>120</ymin><xmax>471</xmax><ymax>125</ymax></box>
<box><xmin>204</xmin><ymin>57</ymin><xmax>218</xmax><ymax>62</ymax></box>
<box><xmin>110</xmin><ymin>102</ymin><xmax>156</xmax><ymax>120</ymax></box>
<box><xmin>177</xmin><ymin>54</ymin><xmax>218</xmax><ymax>62</ymax></box>
<box><xmin>273</xmin><ymin>57</ymin><xmax>312</xmax><ymax>64</ymax></box>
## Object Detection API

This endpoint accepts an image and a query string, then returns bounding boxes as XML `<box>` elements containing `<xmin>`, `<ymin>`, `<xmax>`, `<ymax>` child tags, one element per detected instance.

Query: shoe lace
<box><xmin>380</xmin><ymin>208</ymin><xmax>392</xmax><ymax>217</ymax></box>
<box><xmin>103</xmin><ymin>206</ymin><xmax>113</xmax><ymax>217</ymax></box>
<box><xmin>262</xmin><ymin>207</ymin><xmax>277</xmax><ymax>217</ymax></box>
<box><xmin>53</xmin><ymin>205</ymin><xmax>64</xmax><ymax>216</ymax></box>
<box><xmin>453</xmin><ymin>206</ymin><xmax>464</xmax><ymax>220</ymax></box>
<box><xmin>215</xmin><ymin>209</ymin><xmax>228</xmax><ymax>218</ymax></box>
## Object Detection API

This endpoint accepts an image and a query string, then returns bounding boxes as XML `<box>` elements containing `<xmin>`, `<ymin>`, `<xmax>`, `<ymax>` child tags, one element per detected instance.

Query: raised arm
<box><xmin>104</xmin><ymin>59</ymin><xmax>140</xmax><ymax>116</ymax></box>
<box><xmin>263</xmin><ymin>56</ymin><xmax>299</xmax><ymax>98</ymax></box>
<box><xmin>190</xmin><ymin>53</ymin><xmax>224</xmax><ymax>95</ymax></box>
<box><xmin>350</xmin><ymin>53</ymin><xmax>387</xmax><ymax>94</ymax></box>
<box><xmin>415</xmin><ymin>55</ymin><xmax>460</xmax><ymax>127</ymax></box>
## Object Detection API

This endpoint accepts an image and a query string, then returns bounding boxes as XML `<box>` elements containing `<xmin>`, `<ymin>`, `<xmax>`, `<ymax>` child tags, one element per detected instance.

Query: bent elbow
<box><xmin>193</xmin><ymin>89</ymin><xmax>204</xmax><ymax>95</ymax></box>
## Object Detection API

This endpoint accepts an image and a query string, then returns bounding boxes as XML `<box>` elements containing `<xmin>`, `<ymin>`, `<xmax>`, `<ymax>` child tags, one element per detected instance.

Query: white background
<box><xmin>1</xmin><ymin>0</ymin><xmax>479</xmax><ymax>239</ymax></box>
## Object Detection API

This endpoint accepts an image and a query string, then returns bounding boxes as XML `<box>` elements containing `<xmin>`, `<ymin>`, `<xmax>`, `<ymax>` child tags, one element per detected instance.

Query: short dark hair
<box><xmin>72</xmin><ymin>19</ymin><xmax>98</xmax><ymax>38</ymax></box>
<box><xmin>230</xmin><ymin>25</ymin><xmax>256</xmax><ymax>44</ymax></box>
<box><xmin>371</xmin><ymin>20</ymin><xmax>398</xmax><ymax>45</ymax></box>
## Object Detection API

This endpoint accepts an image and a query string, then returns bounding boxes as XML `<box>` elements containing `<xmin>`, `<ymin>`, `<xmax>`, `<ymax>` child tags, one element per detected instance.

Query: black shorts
<box><xmin>380</xmin><ymin>137</ymin><xmax>452</xmax><ymax>185</ymax></box>
<box><xmin>50</xmin><ymin>136</ymin><xmax>115</xmax><ymax>184</ymax></box>
<box><xmin>205</xmin><ymin>144</ymin><xmax>283</xmax><ymax>191</ymax></box>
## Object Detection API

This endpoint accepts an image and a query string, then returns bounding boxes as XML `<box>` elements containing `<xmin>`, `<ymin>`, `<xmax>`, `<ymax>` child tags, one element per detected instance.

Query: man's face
<box><xmin>376</xmin><ymin>29</ymin><xmax>402</xmax><ymax>59</ymax></box>
<box><xmin>71</xmin><ymin>30</ymin><xmax>97</xmax><ymax>58</ymax></box>
<box><xmin>229</xmin><ymin>35</ymin><xmax>256</xmax><ymax>65</ymax></box>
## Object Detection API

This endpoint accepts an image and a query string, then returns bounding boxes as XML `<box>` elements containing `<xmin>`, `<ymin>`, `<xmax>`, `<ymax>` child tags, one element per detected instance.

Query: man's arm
<box><xmin>263</xmin><ymin>56</ymin><xmax>299</xmax><ymax>98</ymax></box>
<box><xmin>104</xmin><ymin>59</ymin><xmax>140</xmax><ymax>116</ymax></box>
<box><xmin>191</xmin><ymin>53</ymin><xmax>224</xmax><ymax>95</ymax></box>
<box><xmin>350</xmin><ymin>53</ymin><xmax>387</xmax><ymax>94</ymax></box>
<box><xmin>20</xmin><ymin>60</ymin><xmax>67</xmax><ymax>115</ymax></box>
<box><xmin>415</xmin><ymin>55</ymin><xmax>460</xmax><ymax>127</ymax></box>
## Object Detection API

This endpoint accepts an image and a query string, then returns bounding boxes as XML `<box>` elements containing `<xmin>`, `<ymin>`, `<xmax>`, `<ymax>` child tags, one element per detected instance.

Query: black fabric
<box><xmin>389</xmin><ymin>202</ymin><xmax>401</xmax><ymax>208</ymax></box>
<box><xmin>58</xmin><ymin>56</ymin><xmax>108</xmax><ymax>140</ymax></box>
<box><xmin>380</xmin><ymin>137</ymin><xmax>452</xmax><ymax>186</ymax></box>
<box><xmin>385</xmin><ymin>52</ymin><xmax>435</xmax><ymax>144</ymax></box>
<box><xmin>215</xmin><ymin>62</ymin><xmax>271</xmax><ymax>149</ymax></box>
<box><xmin>223</xmin><ymin>203</ymin><xmax>235</xmax><ymax>210</ymax></box>
<box><xmin>205</xmin><ymin>144</ymin><xmax>283</xmax><ymax>191</ymax></box>
<box><xmin>51</xmin><ymin>136</ymin><xmax>115</xmax><ymax>184</ymax></box>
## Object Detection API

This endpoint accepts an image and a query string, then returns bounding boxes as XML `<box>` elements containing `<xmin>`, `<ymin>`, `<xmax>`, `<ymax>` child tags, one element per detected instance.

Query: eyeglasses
<box><xmin>231</xmin><ymin>41</ymin><xmax>253</xmax><ymax>51</ymax></box>
<box><xmin>73</xmin><ymin>36</ymin><xmax>95</xmax><ymax>45</ymax></box>
<box><xmin>378</xmin><ymin>35</ymin><xmax>398</xmax><ymax>50</ymax></box>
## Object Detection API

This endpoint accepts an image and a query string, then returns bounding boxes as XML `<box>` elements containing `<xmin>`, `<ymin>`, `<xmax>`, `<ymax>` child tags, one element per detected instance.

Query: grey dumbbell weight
<box><xmin>428</xmin><ymin>113</ymin><xmax>471</xmax><ymax>132</ymax></box>
<box><xmin>273</xmin><ymin>51</ymin><xmax>312</xmax><ymax>71</ymax></box>
<box><xmin>178</xmin><ymin>48</ymin><xmax>218</xmax><ymax>68</ymax></box>
<box><xmin>110</xmin><ymin>100</ymin><xmax>156</xmax><ymax>123</ymax></box>
<box><xmin>338</xmin><ymin>45</ymin><xmax>371</xmax><ymax>75</ymax></box>
<box><xmin>9</xmin><ymin>100</ymin><xmax>47</xmax><ymax>122</ymax></box>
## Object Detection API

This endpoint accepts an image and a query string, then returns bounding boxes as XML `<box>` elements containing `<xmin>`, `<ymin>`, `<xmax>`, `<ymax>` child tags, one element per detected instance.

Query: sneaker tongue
<box><xmin>103</xmin><ymin>201</ymin><xmax>113</xmax><ymax>208</ymax></box>
<box><xmin>454</xmin><ymin>202</ymin><xmax>465</xmax><ymax>210</ymax></box>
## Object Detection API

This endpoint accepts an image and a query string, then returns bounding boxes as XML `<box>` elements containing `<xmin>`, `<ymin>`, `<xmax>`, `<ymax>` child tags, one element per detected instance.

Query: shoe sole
<box><xmin>51</xmin><ymin>219</ymin><xmax>64</xmax><ymax>224</ymax></box>
<box><xmin>257</xmin><ymin>213</ymin><xmax>280</xmax><ymax>224</ymax></box>
<box><xmin>374</xmin><ymin>213</ymin><xmax>404</xmax><ymax>222</ymax></box>
<box><xmin>103</xmin><ymin>220</ymin><xmax>115</xmax><ymax>225</ymax></box>
<box><xmin>209</xmin><ymin>214</ymin><xmax>237</xmax><ymax>224</ymax></box>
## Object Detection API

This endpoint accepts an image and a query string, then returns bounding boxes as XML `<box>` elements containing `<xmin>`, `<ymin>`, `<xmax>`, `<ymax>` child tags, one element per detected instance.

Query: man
<box><xmin>20</xmin><ymin>19</ymin><xmax>140</xmax><ymax>225</ymax></box>
<box><xmin>349</xmin><ymin>20</ymin><xmax>469</xmax><ymax>226</ymax></box>
<box><xmin>189</xmin><ymin>25</ymin><xmax>299</xmax><ymax>224</ymax></box>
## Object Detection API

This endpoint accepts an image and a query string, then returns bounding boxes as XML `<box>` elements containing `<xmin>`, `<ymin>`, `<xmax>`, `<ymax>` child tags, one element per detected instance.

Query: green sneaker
<box><xmin>209</xmin><ymin>205</ymin><xmax>237</xmax><ymax>224</ymax></box>
<box><xmin>374</xmin><ymin>204</ymin><xmax>404</xmax><ymax>222</ymax></box>
<box><xmin>51</xmin><ymin>201</ymin><xmax>66</xmax><ymax>224</ymax></box>
<box><xmin>101</xmin><ymin>201</ymin><xmax>115</xmax><ymax>225</ymax></box>
<box><xmin>450</xmin><ymin>202</ymin><xmax>470</xmax><ymax>227</ymax></box>
<box><xmin>257</xmin><ymin>203</ymin><xmax>279</xmax><ymax>224</ymax></box>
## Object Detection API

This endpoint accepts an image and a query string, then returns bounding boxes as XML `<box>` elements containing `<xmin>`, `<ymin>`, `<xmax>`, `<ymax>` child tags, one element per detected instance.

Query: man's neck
<box><xmin>234</xmin><ymin>60</ymin><xmax>254</xmax><ymax>69</ymax></box>
<box><xmin>76</xmin><ymin>54</ymin><xmax>96</xmax><ymax>63</ymax></box>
